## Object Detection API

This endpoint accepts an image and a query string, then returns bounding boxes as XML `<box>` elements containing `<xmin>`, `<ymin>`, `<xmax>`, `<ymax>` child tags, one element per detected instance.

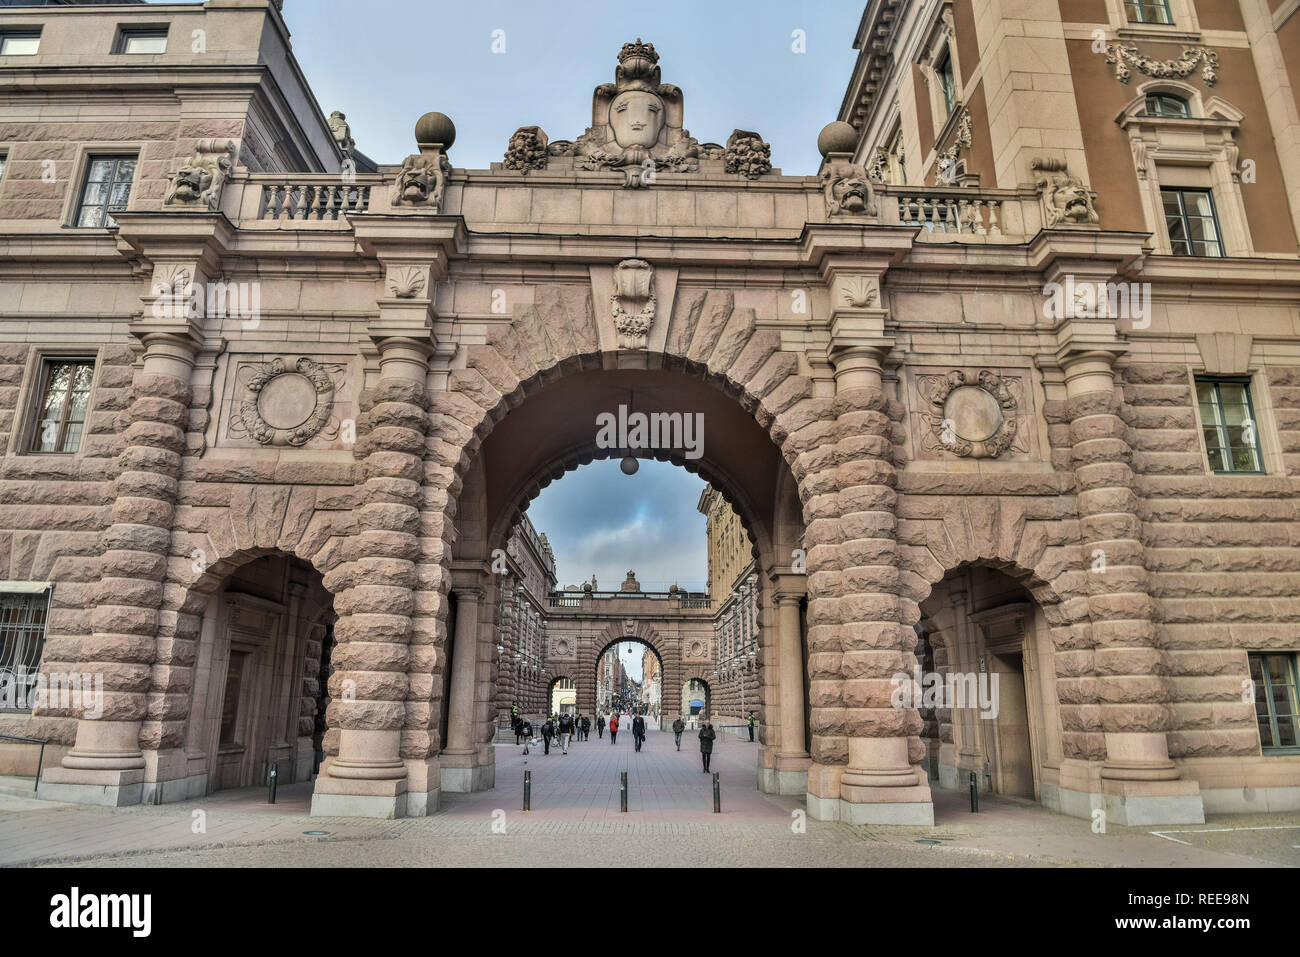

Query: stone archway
<box><xmin>438</xmin><ymin>347</ymin><xmax>815</xmax><ymax>801</ymax></box>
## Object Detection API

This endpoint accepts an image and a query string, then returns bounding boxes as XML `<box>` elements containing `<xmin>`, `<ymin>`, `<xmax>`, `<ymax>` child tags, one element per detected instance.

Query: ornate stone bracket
<box><xmin>237</xmin><ymin>357</ymin><xmax>337</xmax><ymax>447</ymax></box>
<box><xmin>385</xmin><ymin>265</ymin><xmax>429</xmax><ymax>299</ymax></box>
<box><xmin>917</xmin><ymin>370</ymin><xmax>1027</xmax><ymax>459</ymax></box>
<box><xmin>1104</xmin><ymin>43</ymin><xmax>1218</xmax><ymax>86</ymax></box>
<box><xmin>611</xmin><ymin>259</ymin><xmax>655</xmax><ymax>349</ymax></box>
<box><xmin>163</xmin><ymin>139</ymin><xmax>237</xmax><ymax>210</ymax></box>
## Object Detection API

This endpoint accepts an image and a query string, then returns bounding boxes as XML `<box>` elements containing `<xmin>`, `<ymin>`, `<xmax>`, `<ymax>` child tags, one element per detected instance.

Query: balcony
<box><xmin>221</xmin><ymin>173</ymin><xmax>384</xmax><ymax>227</ymax></box>
<box><xmin>876</xmin><ymin>184</ymin><xmax>1043</xmax><ymax>243</ymax></box>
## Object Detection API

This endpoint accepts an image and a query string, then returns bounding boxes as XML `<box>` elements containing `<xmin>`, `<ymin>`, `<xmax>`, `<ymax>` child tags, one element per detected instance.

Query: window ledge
<box><xmin>1117</xmin><ymin>26</ymin><xmax>1202</xmax><ymax>43</ymax></box>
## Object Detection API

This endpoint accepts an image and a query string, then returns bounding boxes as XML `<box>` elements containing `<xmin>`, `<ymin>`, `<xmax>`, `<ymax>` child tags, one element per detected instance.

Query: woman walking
<box><xmin>609</xmin><ymin>713</ymin><xmax>619</xmax><ymax>745</ymax></box>
<box><xmin>698</xmin><ymin>718</ymin><xmax>716</xmax><ymax>773</ymax></box>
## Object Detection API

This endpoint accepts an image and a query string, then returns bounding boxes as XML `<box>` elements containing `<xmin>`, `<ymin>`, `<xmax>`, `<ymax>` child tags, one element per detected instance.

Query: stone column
<box><xmin>824</xmin><ymin>343</ymin><xmax>933</xmax><ymax>825</ymax></box>
<box><xmin>1058</xmin><ymin>346</ymin><xmax>1202</xmax><ymax>825</ymax></box>
<box><xmin>41</xmin><ymin>332</ymin><xmax>196</xmax><ymax>807</ymax></box>
<box><xmin>441</xmin><ymin>564</ymin><xmax>494</xmax><ymax>791</ymax></box>
<box><xmin>767</xmin><ymin>571</ymin><xmax>810</xmax><ymax>795</ymax></box>
<box><xmin>311</xmin><ymin>336</ymin><xmax>429</xmax><ymax>819</ymax></box>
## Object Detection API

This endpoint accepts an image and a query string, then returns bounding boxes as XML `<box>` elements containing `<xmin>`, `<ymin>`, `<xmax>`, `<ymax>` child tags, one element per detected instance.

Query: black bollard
<box><xmin>712</xmin><ymin>772</ymin><xmax>721</xmax><ymax>813</ymax></box>
<box><xmin>523</xmin><ymin>770</ymin><xmax>531</xmax><ymax>811</ymax></box>
<box><xmin>620</xmin><ymin>770</ymin><xmax>628</xmax><ymax>812</ymax></box>
<box><xmin>267</xmin><ymin>763</ymin><xmax>278</xmax><ymax>804</ymax></box>
<box><xmin>969</xmin><ymin>770</ymin><xmax>978</xmax><ymax>813</ymax></box>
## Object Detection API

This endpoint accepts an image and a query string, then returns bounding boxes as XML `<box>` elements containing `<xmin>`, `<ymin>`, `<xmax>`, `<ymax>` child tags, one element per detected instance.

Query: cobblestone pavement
<box><xmin>1</xmin><ymin>728</ymin><xmax>1295</xmax><ymax>867</ymax></box>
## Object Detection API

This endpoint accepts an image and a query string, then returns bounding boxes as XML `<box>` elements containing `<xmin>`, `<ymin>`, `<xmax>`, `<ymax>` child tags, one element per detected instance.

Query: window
<box><xmin>1250</xmin><ymin>653</ymin><xmax>1298</xmax><ymax>751</ymax></box>
<box><xmin>30</xmin><ymin>358</ymin><xmax>94</xmax><ymax>454</ymax></box>
<box><xmin>115</xmin><ymin>28</ymin><xmax>168</xmax><ymax>55</ymax></box>
<box><xmin>0</xmin><ymin>152</ymin><xmax>7</xmax><ymax>183</ymax></box>
<box><xmin>1196</xmin><ymin>377</ymin><xmax>1263</xmax><ymax>474</ymax></box>
<box><xmin>0</xmin><ymin>592</ymin><xmax>50</xmax><ymax>714</ymax></box>
<box><xmin>936</xmin><ymin>49</ymin><xmax>957</xmax><ymax>117</ymax></box>
<box><xmin>76</xmin><ymin>155</ymin><xmax>135</xmax><ymax>228</ymax></box>
<box><xmin>1145</xmin><ymin>93</ymin><xmax>1190</xmax><ymax>117</ymax></box>
<box><xmin>0</xmin><ymin>31</ymin><xmax>41</xmax><ymax>56</ymax></box>
<box><xmin>1125</xmin><ymin>0</ymin><xmax>1173</xmax><ymax>24</ymax></box>
<box><xmin>1162</xmin><ymin>187</ymin><xmax>1224</xmax><ymax>257</ymax></box>
<box><xmin>219</xmin><ymin>651</ymin><xmax>248</xmax><ymax>747</ymax></box>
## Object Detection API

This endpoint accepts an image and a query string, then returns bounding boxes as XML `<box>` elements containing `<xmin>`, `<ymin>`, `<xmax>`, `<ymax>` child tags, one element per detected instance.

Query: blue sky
<box><xmin>263</xmin><ymin>0</ymin><xmax>865</xmax><ymax>172</ymax></box>
<box><xmin>526</xmin><ymin>460</ymin><xmax>709</xmax><ymax>594</ymax></box>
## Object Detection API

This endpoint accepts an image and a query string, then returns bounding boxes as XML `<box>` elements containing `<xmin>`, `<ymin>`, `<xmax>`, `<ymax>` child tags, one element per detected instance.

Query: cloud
<box><xmin>525</xmin><ymin>459</ymin><xmax>708</xmax><ymax>592</ymax></box>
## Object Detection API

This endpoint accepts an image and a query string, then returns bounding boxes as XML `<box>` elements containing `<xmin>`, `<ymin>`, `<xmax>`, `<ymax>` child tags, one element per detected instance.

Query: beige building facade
<box><xmin>0</xmin><ymin>0</ymin><xmax>1297</xmax><ymax>826</ymax></box>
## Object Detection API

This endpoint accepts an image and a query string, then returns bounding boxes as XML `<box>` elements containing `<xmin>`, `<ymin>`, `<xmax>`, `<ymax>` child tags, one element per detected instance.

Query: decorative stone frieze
<box><xmin>1104</xmin><ymin>43</ymin><xmax>1218</xmax><ymax>87</ymax></box>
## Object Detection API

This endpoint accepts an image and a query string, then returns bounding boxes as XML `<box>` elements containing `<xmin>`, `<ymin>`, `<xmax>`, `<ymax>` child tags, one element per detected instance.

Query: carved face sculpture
<box><xmin>609</xmin><ymin>91</ymin><xmax>665</xmax><ymax>149</ymax></box>
<box><xmin>1056</xmin><ymin>181</ymin><xmax>1094</xmax><ymax>223</ymax></box>
<box><xmin>398</xmin><ymin>158</ymin><xmax>432</xmax><ymax>204</ymax></box>
<box><xmin>170</xmin><ymin>165</ymin><xmax>210</xmax><ymax>204</ymax></box>
<box><xmin>832</xmin><ymin>173</ymin><xmax>870</xmax><ymax>213</ymax></box>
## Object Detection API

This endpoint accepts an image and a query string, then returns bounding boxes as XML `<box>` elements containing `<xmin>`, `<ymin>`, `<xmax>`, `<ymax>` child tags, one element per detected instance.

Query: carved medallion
<box><xmin>611</xmin><ymin>259</ymin><xmax>656</xmax><ymax>349</ymax></box>
<box><xmin>917</xmin><ymin>370</ymin><xmax>1027</xmax><ymax>459</ymax></box>
<box><xmin>237</xmin><ymin>357</ymin><xmax>337</xmax><ymax>447</ymax></box>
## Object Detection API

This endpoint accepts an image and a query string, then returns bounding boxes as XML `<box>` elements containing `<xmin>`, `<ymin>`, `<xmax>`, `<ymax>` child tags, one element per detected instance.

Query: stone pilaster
<box><xmin>1057</xmin><ymin>344</ymin><xmax>1202</xmax><ymax>825</ymax></box>
<box><xmin>765</xmin><ymin>569</ymin><xmax>810</xmax><ymax>795</ymax></box>
<box><xmin>441</xmin><ymin>563</ymin><xmax>496</xmax><ymax>792</ymax></box>
<box><xmin>41</xmin><ymin>332</ymin><xmax>197</xmax><ymax>807</ymax></box>
<box><xmin>311</xmin><ymin>335</ymin><xmax>431</xmax><ymax>818</ymax></box>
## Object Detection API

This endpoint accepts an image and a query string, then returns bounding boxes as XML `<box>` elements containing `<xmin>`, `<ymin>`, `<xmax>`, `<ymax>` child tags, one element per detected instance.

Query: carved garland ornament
<box><xmin>1104</xmin><ymin>43</ymin><xmax>1218</xmax><ymax>87</ymax></box>
<box><xmin>918</xmin><ymin>370</ymin><xmax>1026</xmax><ymax>459</ymax></box>
<box><xmin>239</xmin><ymin>357</ymin><xmax>336</xmax><ymax>447</ymax></box>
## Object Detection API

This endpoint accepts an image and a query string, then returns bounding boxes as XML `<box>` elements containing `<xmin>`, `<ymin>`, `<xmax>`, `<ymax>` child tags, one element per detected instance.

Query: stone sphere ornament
<box><xmin>817</xmin><ymin>120</ymin><xmax>858</xmax><ymax>157</ymax></box>
<box><xmin>414</xmin><ymin>111</ymin><xmax>456</xmax><ymax>149</ymax></box>
<box><xmin>620</xmin><ymin>455</ymin><xmax>639</xmax><ymax>475</ymax></box>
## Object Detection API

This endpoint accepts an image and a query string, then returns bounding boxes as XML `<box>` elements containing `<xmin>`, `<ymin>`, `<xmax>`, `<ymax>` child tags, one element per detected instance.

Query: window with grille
<box><xmin>1196</xmin><ymin>377</ymin><xmax>1263</xmax><ymax>474</ymax></box>
<box><xmin>76</xmin><ymin>155</ymin><xmax>136</xmax><ymax>228</ymax></box>
<box><xmin>1125</xmin><ymin>0</ymin><xmax>1173</xmax><ymax>24</ymax></box>
<box><xmin>1162</xmin><ymin>187</ymin><xmax>1225</xmax><ymax>257</ymax></box>
<box><xmin>0</xmin><ymin>592</ymin><xmax>50</xmax><ymax>713</ymax></box>
<box><xmin>30</xmin><ymin>358</ymin><xmax>94</xmax><ymax>454</ymax></box>
<box><xmin>1250</xmin><ymin>653</ymin><xmax>1298</xmax><ymax>751</ymax></box>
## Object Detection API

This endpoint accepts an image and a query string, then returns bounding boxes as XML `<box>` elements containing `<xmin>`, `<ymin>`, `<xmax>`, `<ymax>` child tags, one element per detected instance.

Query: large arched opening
<box><xmin>442</xmin><ymin>364</ymin><xmax>809</xmax><ymax>796</ymax></box>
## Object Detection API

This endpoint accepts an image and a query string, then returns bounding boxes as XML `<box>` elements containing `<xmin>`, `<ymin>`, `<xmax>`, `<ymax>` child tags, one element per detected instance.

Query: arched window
<box><xmin>1145</xmin><ymin>93</ymin><xmax>1190</xmax><ymax>118</ymax></box>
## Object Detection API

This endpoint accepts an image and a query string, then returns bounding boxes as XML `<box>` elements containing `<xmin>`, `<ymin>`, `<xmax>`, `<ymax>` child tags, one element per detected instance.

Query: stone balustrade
<box><xmin>221</xmin><ymin>173</ymin><xmax>382</xmax><ymax>224</ymax></box>
<box><xmin>876</xmin><ymin>185</ymin><xmax>1042</xmax><ymax>242</ymax></box>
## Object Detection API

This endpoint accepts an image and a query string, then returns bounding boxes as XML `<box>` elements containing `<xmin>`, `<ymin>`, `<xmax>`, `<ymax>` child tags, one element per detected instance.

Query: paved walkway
<box><xmin>0</xmin><ymin>725</ymin><xmax>1295</xmax><ymax>867</ymax></box>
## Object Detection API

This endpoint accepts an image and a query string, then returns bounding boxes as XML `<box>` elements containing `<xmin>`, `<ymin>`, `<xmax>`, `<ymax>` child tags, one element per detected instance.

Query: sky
<box><xmin>248</xmin><ymin>0</ymin><xmax>866</xmax><ymax>173</ymax></box>
<box><xmin>526</xmin><ymin>460</ymin><xmax>709</xmax><ymax>594</ymax></box>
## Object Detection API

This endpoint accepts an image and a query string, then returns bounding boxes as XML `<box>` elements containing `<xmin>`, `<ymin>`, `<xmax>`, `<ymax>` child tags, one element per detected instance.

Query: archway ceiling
<box><xmin>480</xmin><ymin>369</ymin><xmax>783</xmax><ymax>549</ymax></box>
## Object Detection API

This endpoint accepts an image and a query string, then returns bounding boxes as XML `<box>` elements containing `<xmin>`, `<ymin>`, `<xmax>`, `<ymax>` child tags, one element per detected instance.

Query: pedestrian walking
<box><xmin>698</xmin><ymin>718</ymin><xmax>716</xmax><ymax>773</ymax></box>
<box><xmin>609</xmin><ymin>714</ymin><xmax>619</xmax><ymax>745</ymax></box>
<box><xmin>559</xmin><ymin>712</ymin><xmax>573</xmax><ymax>753</ymax></box>
<box><xmin>632</xmin><ymin>713</ymin><xmax>646</xmax><ymax>752</ymax></box>
<box><xmin>520</xmin><ymin>718</ymin><xmax>533</xmax><ymax>755</ymax></box>
<box><xmin>672</xmin><ymin>715</ymin><xmax>685</xmax><ymax>751</ymax></box>
<box><xmin>542</xmin><ymin>716</ymin><xmax>554</xmax><ymax>755</ymax></box>
<box><xmin>747</xmin><ymin>711</ymin><xmax>756</xmax><ymax>743</ymax></box>
<box><xmin>597</xmin><ymin>714</ymin><xmax>605</xmax><ymax>739</ymax></box>
<box><xmin>581</xmin><ymin>714</ymin><xmax>591</xmax><ymax>741</ymax></box>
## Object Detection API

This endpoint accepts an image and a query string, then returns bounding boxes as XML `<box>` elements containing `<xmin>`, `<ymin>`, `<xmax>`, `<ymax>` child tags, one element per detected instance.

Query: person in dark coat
<box><xmin>596</xmin><ymin>714</ymin><xmax>605</xmax><ymax>738</ymax></box>
<box><xmin>632</xmin><ymin>713</ymin><xmax>646</xmax><ymax>751</ymax></box>
<box><xmin>747</xmin><ymin>711</ymin><xmax>756</xmax><ymax>742</ymax></box>
<box><xmin>672</xmin><ymin>715</ymin><xmax>685</xmax><ymax>750</ymax></box>
<box><xmin>698</xmin><ymin>719</ymin><xmax>716</xmax><ymax>772</ymax></box>
<box><xmin>520</xmin><ymin>718</ymin><xmax>533</xmax><ymax>755</ymax></box>
<box><xmin>541</xmin><ymin>716</ymin><xmax>554</xmax><ymax>755</ymax></box>
<box><xmin>581</xmin><ymin>715</ymin><xmax>591</xmax><ymax>741</ymax></box>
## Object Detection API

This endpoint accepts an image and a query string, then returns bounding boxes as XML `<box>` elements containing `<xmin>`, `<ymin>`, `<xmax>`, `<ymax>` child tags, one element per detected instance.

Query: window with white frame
<box><xmin>1125</xmin><ymin>0</ymin><xmax>1172</xmax><ymax>24</ymax></box>
<box><xmin>0</xmin><ymin>31</ymin><xmax>41</xmax><ymax>56</ymax></box>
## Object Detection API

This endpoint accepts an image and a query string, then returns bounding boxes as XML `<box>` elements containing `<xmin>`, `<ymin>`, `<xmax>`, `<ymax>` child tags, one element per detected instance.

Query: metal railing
<box><xmin>0</xmin><ymin>732</ymin><xmax>48</xmax><ymax>792</ymax></box>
